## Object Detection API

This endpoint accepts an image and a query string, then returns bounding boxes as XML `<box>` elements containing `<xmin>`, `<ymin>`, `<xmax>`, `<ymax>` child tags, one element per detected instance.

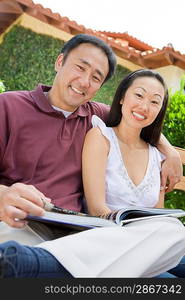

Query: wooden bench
<box><xmin>174</xmin><ymin>146</ymin><xmax>185</xmax><ymax>191</ymax></box>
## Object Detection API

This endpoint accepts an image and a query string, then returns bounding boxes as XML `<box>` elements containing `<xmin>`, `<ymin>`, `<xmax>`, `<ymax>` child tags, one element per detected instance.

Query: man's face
<box><xmin>49</xmin><ymin>43</ymin><xmax>109</xmax><ymax>111</ymax></box>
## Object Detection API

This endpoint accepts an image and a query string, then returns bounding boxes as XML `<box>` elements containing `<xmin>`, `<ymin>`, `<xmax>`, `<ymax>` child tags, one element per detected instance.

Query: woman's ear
<box><xmin>120</xmin><ymin>99</ymin><xmax>124</xmax><ymax>105</ymax></box>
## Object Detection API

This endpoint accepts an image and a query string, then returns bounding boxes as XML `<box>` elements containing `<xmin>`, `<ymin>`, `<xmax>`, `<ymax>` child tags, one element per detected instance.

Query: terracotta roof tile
<box><xmin>98</xmin><ymin>30</ymin><xmax>154</xmax><ymax>51</ymax></box>
<box><xmin>0</xmin><ymin>0</ymin><xmax>184</xmax><ymax>69</ymax></box>
<box><xmin>0</xmin><ymin>0</ymin><xmax>23</xmax><ymax>14</ymax></box>
<box><xmin>17</xmin><ymin>0</ymin><xmax>33</xmax><ymax>5</ymax></box>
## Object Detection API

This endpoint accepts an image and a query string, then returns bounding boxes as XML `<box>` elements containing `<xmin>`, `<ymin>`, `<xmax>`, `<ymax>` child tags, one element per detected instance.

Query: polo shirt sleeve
<box><xmin>91</xmin><ymin>102</ymin><xmax>110</xmax><ymax>123</ymax></box>
<box><xmin>0</xmin><ymin>94</ymin><xmax>8</xmax><ymax>160</ymax></box>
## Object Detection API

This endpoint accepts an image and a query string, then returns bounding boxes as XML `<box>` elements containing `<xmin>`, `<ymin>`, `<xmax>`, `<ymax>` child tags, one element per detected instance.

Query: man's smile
<box><xmin>70</xmin><ymin>85</ymin><xmax>85</xmax><ymax>96</ymax></box>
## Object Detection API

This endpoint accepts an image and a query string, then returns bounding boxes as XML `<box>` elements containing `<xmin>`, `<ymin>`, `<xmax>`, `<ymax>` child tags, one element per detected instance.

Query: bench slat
<box><xmin>174</xmin><ymin>147</ymin><xmax>185</xmax><ymax>191</ymax></box>
<box><xmin>174</xmin><ymin>146</ymin><xmax>185</xmax><ymax>165</ymax></box>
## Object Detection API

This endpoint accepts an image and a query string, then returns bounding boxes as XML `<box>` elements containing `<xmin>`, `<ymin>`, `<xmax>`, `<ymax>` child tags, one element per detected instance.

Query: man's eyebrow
<box><xmin>79</xmin><ymin>59</ymin><xmax>104</xmax><ymax>79</ymax></box>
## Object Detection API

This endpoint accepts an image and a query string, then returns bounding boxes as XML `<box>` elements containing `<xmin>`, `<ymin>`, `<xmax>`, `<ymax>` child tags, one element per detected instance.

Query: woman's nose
<box><xmin>139</xmin><ymin>99</ymin><xmax>150</xmax><ymax>111</ymax></box>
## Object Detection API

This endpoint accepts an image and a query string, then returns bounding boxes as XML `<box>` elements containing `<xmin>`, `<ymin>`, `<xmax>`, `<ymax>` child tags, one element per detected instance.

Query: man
<box><xmin>0</xmin><ymin>34</ymin><xmax>184</xmax><ymax>278</ymax></box>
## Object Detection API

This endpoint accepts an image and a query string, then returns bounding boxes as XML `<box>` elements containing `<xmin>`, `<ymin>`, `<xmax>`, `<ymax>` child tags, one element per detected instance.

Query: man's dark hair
<box><xmin>61</xmin><ymin>34</ymin><xmax>117</xmax><ymax>83</ymax></box>
<box><xmin>106</xmin><ymin>69</ymin><xmax>169</xmax><ymax>146</ymax></box>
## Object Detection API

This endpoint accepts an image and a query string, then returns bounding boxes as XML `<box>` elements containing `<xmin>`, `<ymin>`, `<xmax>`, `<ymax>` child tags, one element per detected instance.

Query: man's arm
<box><xmin>157</xmin><ymin>134</ymin><xmax>183</xmax><ymax>193</ymax></box>
<box><xmin>0</xmin><ymin>183</ymin><xmax>49</xmax><ymax>228</ymax></box>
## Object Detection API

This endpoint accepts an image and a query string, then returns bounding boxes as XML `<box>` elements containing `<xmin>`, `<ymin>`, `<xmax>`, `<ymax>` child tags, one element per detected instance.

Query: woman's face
<box><xmin>120</xmin><ymin>76</ymin><xmax>165</xmax><ymax>129</ymax></box>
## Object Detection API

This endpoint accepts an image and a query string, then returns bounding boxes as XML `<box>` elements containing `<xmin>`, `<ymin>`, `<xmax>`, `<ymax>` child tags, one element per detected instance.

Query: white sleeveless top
<box><xmin>92</xmin><ymin>115</ymin><xmax>164</xmax><ymax>210</ymax></box>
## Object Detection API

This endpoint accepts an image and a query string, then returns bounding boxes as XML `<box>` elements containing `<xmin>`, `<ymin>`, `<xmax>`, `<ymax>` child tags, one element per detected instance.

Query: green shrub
<box><xmin>0</xmin><ymin>79</ymin><xmax>5</xmax><ymax>93</ymax></box>
<box><xmin>163</xmin><ymin>77</ymin><xmax>185</xmax><ymax>210</ymax></box>
<box><xmin>0</xmin><ymin>25</ymin><xmax>63</xmax><ymax>91</ymax></box>
<box><xmin>163</xmin><ymin>78</ymin><xmax>185</xmax><ymax>148</ymax></box>
<box><xmin>165</xmin><ymin>190</ymin><xmax>185</xmax><ymax>223</ymax></box>
<box><xmin>165</xmin><ymin>190</ymin><xmax>185</xmax><ymax>209</ymax></box>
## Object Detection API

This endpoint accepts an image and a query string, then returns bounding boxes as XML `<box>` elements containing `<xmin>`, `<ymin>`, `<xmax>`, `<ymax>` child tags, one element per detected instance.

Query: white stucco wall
<box><xmin>156</xmin><ymin>65</ymin><xmax>185</xmax><ymax>92</ymax></box>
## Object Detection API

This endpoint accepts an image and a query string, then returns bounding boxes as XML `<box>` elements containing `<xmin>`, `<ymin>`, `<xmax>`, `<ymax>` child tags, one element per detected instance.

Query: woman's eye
<box><xmin>151</xmin><ymin>100</ymin><xmax>159</xmax><ymax>105</ymax></box>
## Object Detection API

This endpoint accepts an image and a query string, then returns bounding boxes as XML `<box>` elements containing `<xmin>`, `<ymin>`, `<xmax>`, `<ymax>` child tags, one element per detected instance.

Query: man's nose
<box><xmin>79</xmin><ymin>73</ymin><xmax>91</xmax><ymax>88</ymax></box>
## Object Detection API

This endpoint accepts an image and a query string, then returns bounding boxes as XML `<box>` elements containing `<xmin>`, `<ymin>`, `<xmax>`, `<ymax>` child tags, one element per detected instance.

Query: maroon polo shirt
<box><xmin>0</xmin><ymin>85</ymin><xmax>109</xmax><ymax>212</ymax></box>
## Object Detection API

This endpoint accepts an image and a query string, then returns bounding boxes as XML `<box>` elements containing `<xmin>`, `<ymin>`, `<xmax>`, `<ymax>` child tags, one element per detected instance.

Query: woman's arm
<box><xmin>82</xmin><ymin>128</ymin><xmax>111</xmax><ymax>216</ymax></box>
<box><xmin>155</xmin><ymin>189</ymin><xmax>165</xmax><ymax>208</ymax></box>
<box><xmin>157</xmin><ymin>134</ymin><xmax>182</xmax><ymax>193</ymax></box>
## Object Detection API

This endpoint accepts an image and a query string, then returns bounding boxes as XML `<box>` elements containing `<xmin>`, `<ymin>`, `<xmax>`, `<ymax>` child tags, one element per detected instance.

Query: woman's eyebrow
<box><xmin>153</xmin><ymin>94</ymin><xmax>163</xmax><ymax>100</ymax></box>
<box><xmin>134</xmin><ymin>86</ymin><xmax>146</xmax><ymax>92</ymax></box>
<box><xmin>135</xmin><ymin>86</ymin><xmax>163</xmax><ymax>99</ymax></box>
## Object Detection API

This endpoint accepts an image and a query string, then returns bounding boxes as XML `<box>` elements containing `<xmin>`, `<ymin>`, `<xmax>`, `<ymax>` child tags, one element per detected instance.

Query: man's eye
<box><xmin>76</xmin><ymin>65</ymin><xmax>84</xmax><ymax>70</ymax></box>
<box><xmin>93</xmin><ymin>76</ymin><xmax>101</xmax><ymax>82</ymax></box>
<box><xmin>136</xmin><ymin>93</ymin><xmax>142</xmax><ymax>98</ymax></box>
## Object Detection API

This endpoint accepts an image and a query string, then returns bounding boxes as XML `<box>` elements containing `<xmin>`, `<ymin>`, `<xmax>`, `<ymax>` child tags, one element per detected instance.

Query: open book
<box><xmin>26</xmin><ymin>206</ymin><xmax>185</xmax><ymax>241</ymax></box>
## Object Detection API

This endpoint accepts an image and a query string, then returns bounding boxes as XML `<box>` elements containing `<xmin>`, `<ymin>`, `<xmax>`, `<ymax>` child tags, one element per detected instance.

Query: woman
<box><xmin>81</xmin><ymin>69</ymin><xmax>185</xmax><ymax>278</ymax></box>
<box><xmin>0</xmin><ymin>70</ymin><xmax>185</xmax><ymax>278</ymax></box>
<box><xmin>82</xmin><ymin>69</ymin><xmax>168</xmax><ymax>216</ymax></box>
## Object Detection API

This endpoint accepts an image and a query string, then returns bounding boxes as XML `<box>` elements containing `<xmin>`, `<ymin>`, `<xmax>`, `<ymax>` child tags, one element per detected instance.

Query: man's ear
<box><xmin>55</xmin><ymin>54</ymin><xmax>64</xmax><ymax>72</ymax></box>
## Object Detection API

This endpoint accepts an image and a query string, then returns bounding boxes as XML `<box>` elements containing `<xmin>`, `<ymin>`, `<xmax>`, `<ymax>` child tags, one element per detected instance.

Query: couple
<box><xmin>0</xmin><ymin>34</ymin><xmax>185</xmax><ymax>278</ymax></box>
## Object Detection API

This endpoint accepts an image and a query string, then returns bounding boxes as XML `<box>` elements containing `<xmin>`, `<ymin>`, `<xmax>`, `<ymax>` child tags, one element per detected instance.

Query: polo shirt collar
<box><xmin>30</xmin><ymin>84</ymin><xmax>89</xmax><ymax>117</ymax></box>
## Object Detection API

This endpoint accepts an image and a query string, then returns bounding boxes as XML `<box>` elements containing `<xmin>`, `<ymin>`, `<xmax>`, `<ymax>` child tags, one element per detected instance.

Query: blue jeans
<box><xmin>0</xmin><ymin>240</ymin><xmax>185</xmax><ymax>278</ymax></box>
<box><xmin>157</xmin><ymin>255</ymin><xmax>185</xmax><ymax>278</ymax></box>
<box><xmin>0</xmin><ymin>240</ymin><xmax>73</xmax><ymax>278</ymax></box>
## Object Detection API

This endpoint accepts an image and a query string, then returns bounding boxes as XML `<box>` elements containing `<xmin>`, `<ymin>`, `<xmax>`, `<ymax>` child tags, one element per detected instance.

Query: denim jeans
<box><xmin>154</xmin><ymin>255</ymin><xmax>185</xmax><ymax>278</ymax></box>
<box><xmin>0</xmin><ymin>240</ymin><xmax>73</xmax><ymax>278</ymax></box>
<box><xmin>165</xmin><ymin>255</ymin><xmax>185</xmax><ymax>277</ymax></box>
<box><xmin>0</xmin><ymin>240</ymin><xmax>185</xmax><ymax>278</ymax></box>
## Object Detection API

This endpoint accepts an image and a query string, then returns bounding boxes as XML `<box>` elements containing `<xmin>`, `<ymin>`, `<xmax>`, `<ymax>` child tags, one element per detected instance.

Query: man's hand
<box><xmin>0</xmin><ymin>183</ymin><xmax>50</xmax><ymax>228</ymax></box>
<box><xmin>161</xmin><ymin>150</ymin><xmax>183</xmax><ymax>193</ymax></box>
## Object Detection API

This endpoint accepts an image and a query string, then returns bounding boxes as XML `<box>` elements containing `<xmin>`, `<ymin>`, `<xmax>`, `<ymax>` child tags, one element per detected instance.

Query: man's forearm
<box><xmin>0</xmin><ymin>185</ymin><xmax>8</xmax><ymax>221</ymax></box>
<box><xmin>157</xmin><ymin>134</ymin><xmax>182</xmax><ymax>192</ymax></box>
<box><xmin>157</xmin><ymin>133</ymin><xmax>179</xmax><ymax>157</ymax></box>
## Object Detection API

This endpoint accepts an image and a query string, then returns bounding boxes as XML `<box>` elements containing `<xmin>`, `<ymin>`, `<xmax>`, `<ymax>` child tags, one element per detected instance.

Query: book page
<box><xmin>120</xmin><ymin>212</ymin><xmax>185</xmax><ymax>225</ymax></box>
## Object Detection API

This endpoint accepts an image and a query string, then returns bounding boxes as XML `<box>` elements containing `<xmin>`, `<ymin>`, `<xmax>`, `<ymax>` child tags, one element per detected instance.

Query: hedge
<box><xmin>162</xmin><ymin>80</ymin><xmax>185</xmax><ymax>210</ymax></box>
<box><xmin>93</xmin><ymin>65</ymin><xmax>130</xmax><ymax>104</ymax></box>
<box><xmin>0</xmin><ymin>79</ymin><xmax>5</xmax><ymax>93</ymax></box>
<box><xmin>0</xmin><ymin>25</ymin><xmax>63</xmax><ymax>91</ymax></box>
<box><xmin>163</xmin><ymin>84</ymin><xmax>185</xmax><ymax>149</ymax></box>
<box><xmin>0</xmin><ymin>25</ymin><xmax>129</xmax><ymax>98</ymax></box>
